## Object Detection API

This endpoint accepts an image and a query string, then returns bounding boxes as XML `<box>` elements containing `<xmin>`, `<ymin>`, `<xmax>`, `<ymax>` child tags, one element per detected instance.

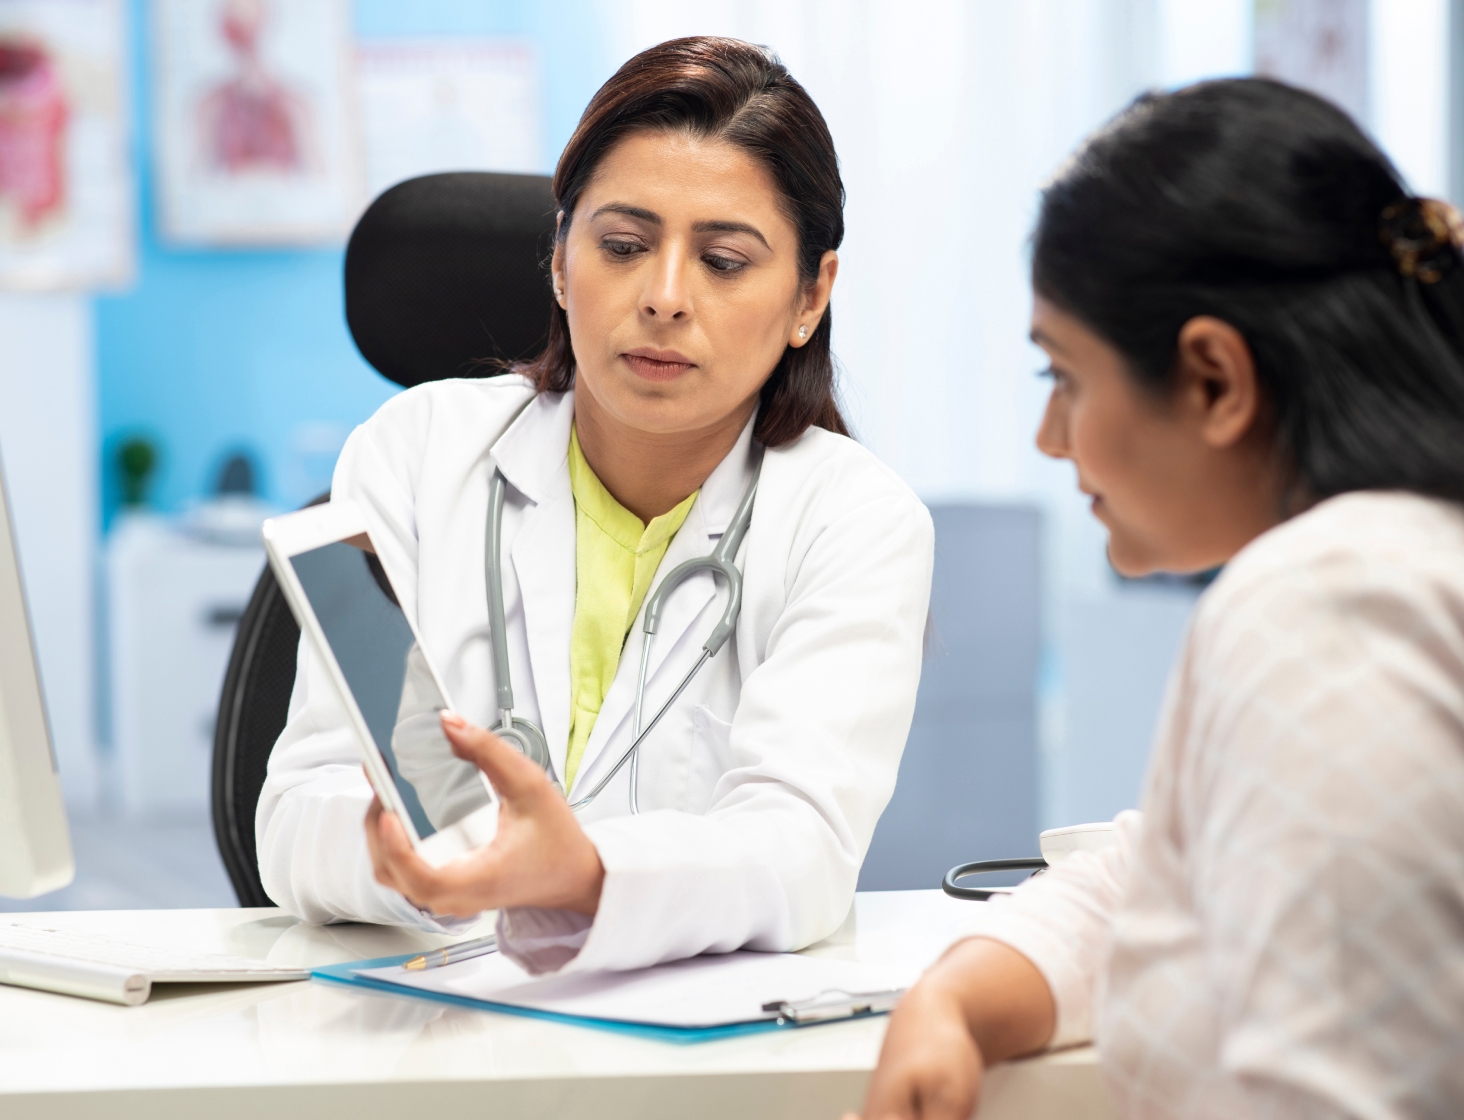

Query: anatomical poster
<box><xmin>356</xmin><ymin>39</ymin><xmax>541</xmax><ymax>202</ymax></box>
<box><xmin>0</xmin><ymin>0</ymin><xmax>133</xmax><ymax>290</ymax></box>
<box><xmin>1253</xmin><ymin>0</ymin><xmax>1368</xmax><ymax>125</ymax></box>
<box><xmin>150</xmin><ymin>0</ymin><xmax>361</xmax><ymax>245</ymax></box>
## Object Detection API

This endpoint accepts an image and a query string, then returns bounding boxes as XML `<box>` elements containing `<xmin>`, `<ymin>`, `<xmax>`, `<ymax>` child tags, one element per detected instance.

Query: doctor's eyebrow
<box><xmin>588</xmin><ymin>205</ymin><xmax>771</xmax><ymax>250</ymax></box>
<box><xmin>591</xmin><ymin>203</ymin><xmax>661</xmax><ymax>224</ymax></box>
<box><xmin>692</xmin><ymin>219</ymin><xmax>770</xmax><ymax>249</ymax></box>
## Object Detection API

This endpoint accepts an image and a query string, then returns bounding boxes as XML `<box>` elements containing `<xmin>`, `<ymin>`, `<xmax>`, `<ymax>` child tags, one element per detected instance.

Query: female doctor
<box><xmin>255</xmin><ymin>36</ymin><xmax>934</xmax><ymax>976</ymax></box>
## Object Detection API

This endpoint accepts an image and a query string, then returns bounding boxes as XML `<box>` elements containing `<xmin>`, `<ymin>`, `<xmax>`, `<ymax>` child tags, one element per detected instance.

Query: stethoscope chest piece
<box><xmin>493</xmin><ymin>716</ymin><xmax>553</xmax><ymax>775</ymax></box>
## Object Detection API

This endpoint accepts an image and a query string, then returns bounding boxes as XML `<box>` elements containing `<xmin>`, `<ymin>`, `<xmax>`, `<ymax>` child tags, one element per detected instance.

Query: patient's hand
<box><xmin>849</xmin><ymin>938</ymin><xmax>1056</xmax><ymax>1120</ymax></box>
<box><xmin>364</xmin><ymin>712</ymin><xmax>605</xmax><ymax>919</ymax></box>
<box><xmin>852</xmin><ymin>980</ymin><xmax>984</xmax><ymax>1120</ymax></box>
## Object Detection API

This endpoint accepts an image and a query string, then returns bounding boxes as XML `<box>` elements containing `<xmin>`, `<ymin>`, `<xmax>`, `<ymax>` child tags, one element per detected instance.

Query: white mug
<box><xmin>1039</xmin><ymin>821</ymin><xmax>1119</xmax><ymax>865</ymax></box>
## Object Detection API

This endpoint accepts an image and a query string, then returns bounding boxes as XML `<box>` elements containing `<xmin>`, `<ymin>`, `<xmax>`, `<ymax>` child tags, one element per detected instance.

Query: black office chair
<box><xmin>211</xmin><ymin>172</ymin><xmax>558</xmax><ymax>907</ymax></box>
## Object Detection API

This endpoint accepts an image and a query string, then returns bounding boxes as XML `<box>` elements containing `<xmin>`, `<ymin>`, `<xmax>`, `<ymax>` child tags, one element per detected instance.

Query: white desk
<box><xmin>0</xmin><ymin>891</ymin><xmax>1116</xmax><ymax>1120</ymax></box>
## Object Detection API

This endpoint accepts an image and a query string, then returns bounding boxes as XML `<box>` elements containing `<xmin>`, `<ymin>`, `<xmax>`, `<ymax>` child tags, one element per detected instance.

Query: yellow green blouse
<box><xmin>563</xmin><ymin>426</ymin><xmax>697</xmax><ymax>791</ymax></box>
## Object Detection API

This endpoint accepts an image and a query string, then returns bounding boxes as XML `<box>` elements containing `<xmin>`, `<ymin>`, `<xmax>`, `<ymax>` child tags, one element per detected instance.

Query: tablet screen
<box><xmin>287</xmin><ymin>539</ymin><xmax>493</xmax><ymax>840</ymax></box>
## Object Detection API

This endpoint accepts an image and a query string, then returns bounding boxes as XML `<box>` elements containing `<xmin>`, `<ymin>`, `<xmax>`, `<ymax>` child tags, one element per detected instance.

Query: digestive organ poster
<box><xmin>151</xmin><ymin>0</ymin><xmax>360</xmax><ymax>245</ymax></box>
<box><xmin>0</xmin><ymin>0</ymin><xmax>132</xmax><ymax>290</ymax></box>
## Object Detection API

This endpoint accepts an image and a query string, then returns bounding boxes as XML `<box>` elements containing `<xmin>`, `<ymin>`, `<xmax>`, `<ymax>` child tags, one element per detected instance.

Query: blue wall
<box><xmin>96</xmin><ymin>0</ymin><xmax>606</xmax><ymax>525</ymax></box>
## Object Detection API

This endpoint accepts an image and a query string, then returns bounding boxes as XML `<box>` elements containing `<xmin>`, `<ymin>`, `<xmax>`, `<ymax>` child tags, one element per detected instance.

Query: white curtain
<box><xmin>586</xmin><ymin>1</ymin><xmax>1254</xmax><ymax>586</ymax></box>
<box><xmin>586</xmin><ymin>0</ymin><xmax>1257</xmax><ymax>824</ymax></box>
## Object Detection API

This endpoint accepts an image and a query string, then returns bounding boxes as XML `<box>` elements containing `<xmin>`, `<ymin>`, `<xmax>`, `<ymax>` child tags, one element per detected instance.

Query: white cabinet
<box><xmin>106</xmin><ymin>515</ymin><xmax>265</xmax><ymax>816</ymax></box>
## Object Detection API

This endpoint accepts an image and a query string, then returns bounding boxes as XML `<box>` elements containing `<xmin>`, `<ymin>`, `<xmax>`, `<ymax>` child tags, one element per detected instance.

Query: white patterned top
<box><xmin>966</xmin><ymin>491</ymin><xmax>1464</xmax><ymax>1119</ymax></box>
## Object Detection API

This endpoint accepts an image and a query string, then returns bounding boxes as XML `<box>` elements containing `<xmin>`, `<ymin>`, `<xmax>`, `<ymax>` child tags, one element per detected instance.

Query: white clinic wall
<box><xmin>7</xmin><ymin>0</ymin><xmax>1441</xmax><ymax>836</ymax></box>
<box><xmin>1372</xmin><ymin>0</ymin><xmax>1450</xmax><ymax>196</ymax></box>
<box><xmin>592</xmin><ymin>1</ymin><xmax>1148</xmax><ymax>563</ymax></box>
<box><xmin>593</xmin><ymin>0</ymin><xmax>1259</xmax><ymax>830</ymax></box>
<box><xmin>1052</xmin><ymin>0</ymin><xmax>1253</xmax><ymax>827</ymax></box>
<box><xmin>0</xmin><ymin>295</ymin><xmax>99</xmax><ymax>809</ymax></box>
<box><xmin>1157</xmin><ymin>0</ymin><xmax>1252</xmax><ymax>87</ymax></box>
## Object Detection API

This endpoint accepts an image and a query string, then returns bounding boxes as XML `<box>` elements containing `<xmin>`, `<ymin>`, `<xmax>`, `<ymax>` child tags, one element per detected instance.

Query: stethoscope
<box><xmin>483</xmin><ymin>455</ymin><xmax>761</xmax><ymax>813</ymax></box>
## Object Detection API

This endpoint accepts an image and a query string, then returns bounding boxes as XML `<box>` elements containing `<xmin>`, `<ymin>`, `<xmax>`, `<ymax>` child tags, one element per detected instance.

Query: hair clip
<box><xmin>1380</xmin><ymin>197</ymin><xmax>1464</xmax><ymax>284</ymax></box>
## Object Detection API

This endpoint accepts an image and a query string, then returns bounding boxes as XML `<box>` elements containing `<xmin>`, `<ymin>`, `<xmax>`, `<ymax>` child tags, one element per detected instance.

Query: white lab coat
<box><xmin>256</xmin><ymin>376</ymin><xmax>934</xmax><ymax>974</ymax></box>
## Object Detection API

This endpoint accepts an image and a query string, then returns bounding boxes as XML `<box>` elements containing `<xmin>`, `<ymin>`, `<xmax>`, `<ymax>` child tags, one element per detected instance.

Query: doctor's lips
<box><xmin>622</xmin><ymin>347</ymin><xmax>695</xmax><ymax>381</ymax></box>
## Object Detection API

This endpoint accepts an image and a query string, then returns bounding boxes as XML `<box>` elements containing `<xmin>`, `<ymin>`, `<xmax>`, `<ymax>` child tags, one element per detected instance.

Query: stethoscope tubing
<box><xmin>483</xmin><ymin>470</ymin><xmax>553</xmax><ymax>772</ymax></box>
<box><xmin>484</xmin><ymin>451</ymin><xmax>762</xmax><ymax>813</ymax></box>
<box><xmin>484</xmin><ymin>470</ymin><xmax>516</xmax><ymax>715</ymax></box>
<box><xmin>572</xmin><ymin>647</ymin><xmax>712</xmax><ymax>812</ymax></box>
<box><xmin>941</xmin><ymin>857</ymin><xmax>1047</xmax><ymax>900</ymax></box>
<box><xmin>626</xmin><ymin>553</ymin><xmax>744</xmax><ymax>813</ymax></box>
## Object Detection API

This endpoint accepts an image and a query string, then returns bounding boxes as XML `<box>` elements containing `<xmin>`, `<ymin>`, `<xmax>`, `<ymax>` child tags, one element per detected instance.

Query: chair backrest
<box><xmin>346</xmin><ymin>171</ymin><xmax>558</xmax><ymax>384</ymax></box>
<box><xmin>210</xmin><ymin>553</ymin><xmax>305</xmax><ymax>908</ymax></box>
<box><xmin>211</xmin><ymin>172</ymin><xmax>557</xmax><ymax>906</ymax></box>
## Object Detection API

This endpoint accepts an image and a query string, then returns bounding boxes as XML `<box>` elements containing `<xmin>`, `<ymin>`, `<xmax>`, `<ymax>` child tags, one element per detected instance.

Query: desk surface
<box><xmin>0</xmin><ymin>891</ymin><xmax>1115</xmax><ymax>1120</ymax></box>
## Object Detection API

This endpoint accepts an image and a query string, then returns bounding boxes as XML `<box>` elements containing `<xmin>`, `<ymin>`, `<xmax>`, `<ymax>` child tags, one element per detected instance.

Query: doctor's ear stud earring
<box><xmin>798</xmin><ymin>325</ymin><xmax>809</xmax><ymax>339</ymax></box>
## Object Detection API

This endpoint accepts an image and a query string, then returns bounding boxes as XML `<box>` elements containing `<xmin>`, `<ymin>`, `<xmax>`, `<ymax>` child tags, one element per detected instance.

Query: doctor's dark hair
<box><xmin>1033</xmin><ymin>77</ymin><xmax>1464</xmax><ymax>505</ymax></box>
<box><xmin>518</xmin><ymin>36</ymin><xmax>848</xmax><ymax>448</ymax></box>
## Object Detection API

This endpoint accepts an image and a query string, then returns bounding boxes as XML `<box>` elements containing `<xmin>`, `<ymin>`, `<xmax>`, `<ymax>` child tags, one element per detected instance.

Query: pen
<box><xmin>402</xmin><ymin>934</ymin><xmax>498</xmax><ymax>971</ymax></box>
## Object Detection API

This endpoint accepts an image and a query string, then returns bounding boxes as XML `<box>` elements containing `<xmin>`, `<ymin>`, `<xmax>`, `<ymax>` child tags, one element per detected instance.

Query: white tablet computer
<box><xmin>263</xmin><ymin>500</ymin><xmax>498</xmax><ymax>867</ymax></box>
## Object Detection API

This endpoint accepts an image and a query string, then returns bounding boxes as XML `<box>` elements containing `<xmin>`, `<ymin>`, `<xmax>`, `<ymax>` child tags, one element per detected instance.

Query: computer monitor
<box><xmin>0</xmin><ymin>450</ymin><xmax>73</xmax><ymax>898</ymax></box>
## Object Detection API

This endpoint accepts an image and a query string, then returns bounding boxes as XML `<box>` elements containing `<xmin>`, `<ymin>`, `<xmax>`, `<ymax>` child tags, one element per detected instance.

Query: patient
<box><xmin>856</xmin><ymin>78</ymin><xmax>1464</xmax><ymax>1119</ymax></box>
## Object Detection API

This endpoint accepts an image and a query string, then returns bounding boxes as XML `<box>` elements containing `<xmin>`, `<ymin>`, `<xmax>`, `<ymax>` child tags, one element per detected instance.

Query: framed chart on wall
<box><xmin>1253</xmin><ymin>0</ymin><xmax>1368</xmax><ymax>125</ymax></box>
<box><xmin>150</xmin><ymin>0</ymin><xmax>361</xmax><ymax>246</ymax></box>
<box><xmin>0</xmin><ymin>0</ymin><xmax>133</xmax><ymax>291</ymax></box>
<box><xmin>356</xmin><ymin>39</ymin><xmax>542</xmax><ymax>202</ymax></box>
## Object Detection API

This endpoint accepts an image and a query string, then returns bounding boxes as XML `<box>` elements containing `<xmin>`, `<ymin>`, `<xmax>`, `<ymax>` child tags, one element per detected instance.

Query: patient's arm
<box><xmin>853</xmin><ymin>812</ymin><xmax>1140</xmax><ymax>1119</ymax></box>
<box><xmin>851</xmin><ymin>938</ymin><xmax>1055</xmax><ymax>1120</ymax></box>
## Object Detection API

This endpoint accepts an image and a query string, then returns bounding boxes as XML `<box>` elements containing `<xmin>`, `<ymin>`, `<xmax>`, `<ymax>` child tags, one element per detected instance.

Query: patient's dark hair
<box><xmin>518</xmin><ymin>36</ymin><xmax>848</xmax><ymax>448</ymax></box>
<box><xmin>1034</xmin><ymin>77</ymin><xmax>1464</xmax><ymax>504</ymax></box>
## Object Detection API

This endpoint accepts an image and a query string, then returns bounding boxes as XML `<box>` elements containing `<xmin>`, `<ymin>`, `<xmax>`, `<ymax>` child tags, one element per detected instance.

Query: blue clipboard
<box><xmin>312</xmin><ymin>953</ymin><xmax>788</xmax><ymax>1045</ymax></box>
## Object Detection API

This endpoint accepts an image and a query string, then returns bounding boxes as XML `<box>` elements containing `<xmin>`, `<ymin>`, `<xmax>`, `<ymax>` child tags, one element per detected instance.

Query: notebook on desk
<box><xmin>315</xmin><ymin>946</ymin><xmax>909</xmax><ymax>1043</ymax></box>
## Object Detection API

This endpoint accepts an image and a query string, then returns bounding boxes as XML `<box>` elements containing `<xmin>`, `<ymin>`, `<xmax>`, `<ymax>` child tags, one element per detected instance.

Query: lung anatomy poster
<box><xmin>0</xmin><ymin>0</ymin><xmax>132</xmax><ymax>291</ymax></box>
<box><xmin>151</xmin><ymin>0</ymin><xmax>361</xmax><ymax>246</ymax></box>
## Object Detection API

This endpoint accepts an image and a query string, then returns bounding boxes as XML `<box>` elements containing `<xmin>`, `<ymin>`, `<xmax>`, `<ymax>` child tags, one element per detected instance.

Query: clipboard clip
<box><xmin>761</xmin><ymin>987</ymin><xmax>905</xmax><ymax>1025</ymax></box>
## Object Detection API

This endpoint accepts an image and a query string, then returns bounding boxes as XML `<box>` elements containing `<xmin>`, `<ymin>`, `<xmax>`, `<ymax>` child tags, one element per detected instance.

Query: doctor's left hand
<box><xmin>364</xmin><ymin>711</ymin><xmax>605</xmax><ymax>919</ymax></box>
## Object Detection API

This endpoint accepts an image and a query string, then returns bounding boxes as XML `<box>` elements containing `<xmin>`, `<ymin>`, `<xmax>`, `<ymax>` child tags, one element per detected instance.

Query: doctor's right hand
<box><xmin>364</xmin><ymin>711</ymin><xmax>606</xmax><ymax>919</ymax></box>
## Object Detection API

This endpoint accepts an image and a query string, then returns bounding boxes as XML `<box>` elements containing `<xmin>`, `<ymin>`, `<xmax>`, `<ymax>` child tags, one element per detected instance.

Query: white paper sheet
<box><xmin>358</xmin><ymin>949</ymin><xmax>913</xmax><ymax>1030</ymax></box>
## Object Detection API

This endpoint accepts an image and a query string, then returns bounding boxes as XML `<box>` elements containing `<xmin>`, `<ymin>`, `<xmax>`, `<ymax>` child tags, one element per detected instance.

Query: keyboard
<box><xmin>0</xmin><ymin>922</ymin><xmax>309</xmax><ymax>983</ymax></box>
